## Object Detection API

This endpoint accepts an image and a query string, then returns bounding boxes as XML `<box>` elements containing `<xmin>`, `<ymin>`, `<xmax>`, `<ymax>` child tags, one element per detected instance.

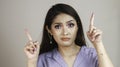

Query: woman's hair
<box><xmin>39</xmin><ymin>3</ymin><xmax>86</xmax><ymax>54</ymax></box>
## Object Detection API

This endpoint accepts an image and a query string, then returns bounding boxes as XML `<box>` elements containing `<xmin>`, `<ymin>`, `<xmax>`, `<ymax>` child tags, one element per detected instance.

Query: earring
<box><xmin>50</xmin><ymin>40</ymin><xmax>52</xmax><ymax>44</ymax></box>
<box><xmin>48</xmin><ymin>33</ymin><xmax>52</xmax><ymax>44</ymax></box>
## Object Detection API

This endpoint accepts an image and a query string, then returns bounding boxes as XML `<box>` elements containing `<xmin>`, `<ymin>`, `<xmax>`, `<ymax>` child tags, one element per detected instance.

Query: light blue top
<box><xmin>37</xmin><ymin>46</ymin><xmax>98</xmax><ymax>67</ymax></box>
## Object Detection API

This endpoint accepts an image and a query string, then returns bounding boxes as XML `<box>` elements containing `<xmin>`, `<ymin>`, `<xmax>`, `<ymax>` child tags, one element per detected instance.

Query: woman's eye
<box><xmin>68</xmin><ymin>23</ymin><xmax>74</xmax><ymax>28</ymax></box>
<box><xmin>54</xmin><ymin>25</ymin><xmax>61</xmax><ymax>29</ymax></box>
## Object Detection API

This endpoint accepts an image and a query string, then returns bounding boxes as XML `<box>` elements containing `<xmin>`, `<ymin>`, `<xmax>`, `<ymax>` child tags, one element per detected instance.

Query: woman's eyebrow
<box><xmin>53</xmin><ymin>20</ymin><xmax>75</xmax><ymax>25</ymax></box>
<box><xmin>66</xmin><ymin>20</ymin><xmax>74</xmax><ymax>23</ymax></box>
<box><xmin>53</xmin><ymin>22</ymin><xmax>62</xmax><ymax>25</ymax></box>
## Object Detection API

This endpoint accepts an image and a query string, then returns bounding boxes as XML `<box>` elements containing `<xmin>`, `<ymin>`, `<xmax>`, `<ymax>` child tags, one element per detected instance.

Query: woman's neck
<box><xmin>58</xmin><ymin>44</ymin><xmax>81</xmax><ymax>57</ymax></box>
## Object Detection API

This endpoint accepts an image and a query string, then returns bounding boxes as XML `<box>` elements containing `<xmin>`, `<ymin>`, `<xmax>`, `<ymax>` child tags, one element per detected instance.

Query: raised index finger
<box><xmin>89</xmin><ymin>13</ymin><xmax>95</xmax><ymax>31</ymax></box>
<box><xmin>24</xmin><ymin>29</ymin><xmax>32</xmax><ymax>41</ymax></box>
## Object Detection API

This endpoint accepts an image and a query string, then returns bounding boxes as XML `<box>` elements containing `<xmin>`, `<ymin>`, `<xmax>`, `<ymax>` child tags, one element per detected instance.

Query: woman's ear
<box><xmin>46</xmin><ymin>26</ymin><xmax>52</xmax><ymax>35</ymax></box>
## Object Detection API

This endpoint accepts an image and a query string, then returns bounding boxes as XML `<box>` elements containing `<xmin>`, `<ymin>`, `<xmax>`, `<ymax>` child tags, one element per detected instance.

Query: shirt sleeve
<box><xmin>87</xmin><ymin>47</ymin><xmax>99</xmax><ymax>67</ymax></box>
<box><xmin>81</xmin><ymin>46</ymin><xmax>99</xmax><ymax>67</ymax></box>
<box><xmin>37</xmin><ymin>54</ymin><xmax>46</xmax><ymax>67</ymax></box>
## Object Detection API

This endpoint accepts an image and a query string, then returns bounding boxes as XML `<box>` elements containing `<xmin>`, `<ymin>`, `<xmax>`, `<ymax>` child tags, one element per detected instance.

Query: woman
<box><xmin>24</xmin><ymin>3</ymin><xmax>114</xmax><ymax>67</ymax></box>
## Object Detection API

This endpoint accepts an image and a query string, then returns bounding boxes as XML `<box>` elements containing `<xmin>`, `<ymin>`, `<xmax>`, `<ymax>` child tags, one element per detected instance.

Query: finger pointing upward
<box><xmin>25</xmin><ymin>29</ymin><xmax>33</xmax><ymax>41</ymax></box>
<box><xmin>89</xmin><ymin>13</ymin><xmax>95</xmax><ymax>33</ymax></box>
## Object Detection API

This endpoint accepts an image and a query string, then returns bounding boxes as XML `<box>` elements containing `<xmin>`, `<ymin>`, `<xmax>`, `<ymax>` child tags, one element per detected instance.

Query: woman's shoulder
<box><xmin>77</xmin><ymin>46</ymin><xmax>98</xmax><ymax>67</ymax></box>
<box><xmin>80</xmin><ymin>46</ymin><xmax>97</xmax><ymax>57</ymax></box>
<box><xmin>38</xmin><ymin>49</ymin><xmax>57</xmax><ymax>59</ymax></box>
<box><xmin>37</xmin><ymin>49</ymin><xmax>57</xmax><ymax>67</ymax></box>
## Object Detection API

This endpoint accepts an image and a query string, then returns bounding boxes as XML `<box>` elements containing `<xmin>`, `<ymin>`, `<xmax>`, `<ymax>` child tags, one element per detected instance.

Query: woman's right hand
<box><xmin>24</xmin><ymin>29</ymin><xmax>40</xmax><ymax>61</ymax></box>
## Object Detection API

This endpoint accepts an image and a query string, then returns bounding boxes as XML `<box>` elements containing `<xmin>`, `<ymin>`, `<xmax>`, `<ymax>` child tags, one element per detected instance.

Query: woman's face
<box><xmin>48</xmin><ymin>13</ymin><xmax>78</xmax><ymax>47</ymax></box>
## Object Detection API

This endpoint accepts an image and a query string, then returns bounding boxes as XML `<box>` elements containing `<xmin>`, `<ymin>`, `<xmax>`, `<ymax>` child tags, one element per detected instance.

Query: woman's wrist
<box><xmin>28</xmin><ymin>58</ymin><xmax>38</xmax><ymax>62</ymax></box>
<box><xmin>93</xmin><ymin>41</ymin><xmax>103</xmax><ymax>48</ymax></box>
<box><xmin>93</xmin><ymin>41</ymin><xmax>107</xmax><ymax>55</ymax></box>
<box><xmin>27</xmin><ymin>59</ymin><xmax>37</xmax><ymax>67</ymax></box>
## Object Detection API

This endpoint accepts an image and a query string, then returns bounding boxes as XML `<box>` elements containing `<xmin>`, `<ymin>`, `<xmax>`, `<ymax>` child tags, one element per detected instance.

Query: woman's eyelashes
<box><xmin>54</xmin><ymin>24</ymin><xmax>61</xmax><ymax>29</ymax></box>
<box><xmin>67</xmin><ymin>23</ymin><xmax>75</xmax><ymax>28</ymax></box>
<box><xmin>54</xmin><ymin>22</ymin><xmax>75</xmax><ymax>29</ymax></box>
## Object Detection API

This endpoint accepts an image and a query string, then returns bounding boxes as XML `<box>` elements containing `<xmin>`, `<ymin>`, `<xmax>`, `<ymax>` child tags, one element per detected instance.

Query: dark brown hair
<box><xmin>40</xmin><ymin>3</ymin><xmax>86</xmax><ymax>54</ymax></box>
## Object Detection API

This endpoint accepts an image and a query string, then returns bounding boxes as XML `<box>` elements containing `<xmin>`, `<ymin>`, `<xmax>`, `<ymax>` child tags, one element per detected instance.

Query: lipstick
<box><xmin>61</xmin><ymin>37</ymin><xmax>70</xmax><ymax>41</ymax></box>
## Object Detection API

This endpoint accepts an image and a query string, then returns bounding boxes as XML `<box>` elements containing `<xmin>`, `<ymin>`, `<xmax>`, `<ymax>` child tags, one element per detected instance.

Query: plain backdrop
<box><xmin>0</xmin><ymin>0</ymin><xmax>119</xmax><ymax>67</ymax></box>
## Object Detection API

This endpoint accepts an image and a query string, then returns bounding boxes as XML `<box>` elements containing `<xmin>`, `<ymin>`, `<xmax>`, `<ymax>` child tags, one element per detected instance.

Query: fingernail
<box><xmin>34</xmin><ymin>45</ymin><xmax>37</xmax><ymax>48</ymax></box>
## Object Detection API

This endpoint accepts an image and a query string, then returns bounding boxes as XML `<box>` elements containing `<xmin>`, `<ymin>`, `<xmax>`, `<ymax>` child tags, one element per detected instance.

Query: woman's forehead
<box><xmin>52</xmin><ymin>13</ymin><xmax>75</xmax><ymax>24</ymax></box>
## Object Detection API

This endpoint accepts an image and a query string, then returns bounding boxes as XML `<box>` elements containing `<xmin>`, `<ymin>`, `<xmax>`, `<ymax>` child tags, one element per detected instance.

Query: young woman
<box><xmin>24</xmin><ymin>3</ymin><xmax>114</xmax><ymax>67</ymax></box>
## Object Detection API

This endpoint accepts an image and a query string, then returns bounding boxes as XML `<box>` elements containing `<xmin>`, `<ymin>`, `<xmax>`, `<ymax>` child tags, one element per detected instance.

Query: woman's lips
<box><xmin>61</xmin><ymin>37</ymin><xmax>70</xmax><ymax>41</ymax></box>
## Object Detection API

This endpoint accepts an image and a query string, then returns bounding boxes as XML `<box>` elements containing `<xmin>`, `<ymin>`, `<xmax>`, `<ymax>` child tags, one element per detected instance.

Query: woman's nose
<box><xmin>62</xmin><ymin>26</ymin><xmax>69</xmax><ymax>35</ymax></box>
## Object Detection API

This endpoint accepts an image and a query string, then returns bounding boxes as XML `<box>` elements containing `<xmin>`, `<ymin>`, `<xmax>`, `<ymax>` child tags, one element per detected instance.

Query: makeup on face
<box><xmin>49</xmin><ymin>13</ymin><xmax>78</xmax><ymax>46</ymax></box>
<box><xmin>61</xmin><ymin>37</ymin><xmax>70</xmax><ymax>41</ymax></box>
<box><xmin>53</xmin><ymin>20</ymin><xmax>75</xmax><ymax>30</ymax></box>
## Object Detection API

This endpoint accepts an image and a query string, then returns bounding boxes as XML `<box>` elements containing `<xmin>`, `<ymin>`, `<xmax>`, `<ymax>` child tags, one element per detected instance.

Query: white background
<box><xmin>0</xmin><ymin>0</ymin><xmax>119</xmax><ymax>67</ymax></box>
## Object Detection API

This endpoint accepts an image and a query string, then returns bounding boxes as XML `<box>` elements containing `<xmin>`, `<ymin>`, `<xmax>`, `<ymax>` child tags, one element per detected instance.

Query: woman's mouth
<box><xmin>61</xmin><ymin>37</ymin><xmax>70</xmax><ymax>41</ymax></box>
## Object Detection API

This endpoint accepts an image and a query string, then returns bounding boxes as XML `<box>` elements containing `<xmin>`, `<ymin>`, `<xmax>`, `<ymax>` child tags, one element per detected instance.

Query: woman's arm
<box><xmin>93</xmin><ymin>42</ymin><xmax>114</xmax><ymax>67</ymax></box>
<box><xmin>27</xmin><ymin>59</ymin><xmax>38</xmax><ymax>67</ymax></box>
<box><xmin>87</xmin><ymin>13</ymin><xmax>114</xmax><ymax>67</ymax></box>
<box><xmin>27</xmin><ymin>59</ymin><xmax>37</xmax><ymax>67</ymax></box>
<box><xmin>24</xmin><ymin>29</ymin><xmax>40</xmax><ymax>67</ymax></box>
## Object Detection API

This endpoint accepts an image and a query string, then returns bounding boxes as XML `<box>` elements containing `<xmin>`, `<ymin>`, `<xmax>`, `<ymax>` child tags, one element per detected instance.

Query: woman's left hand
<box><xmin>87</xmin><ymin>13</ymin><xmax>103</xmax><ymax>45</ymax></box>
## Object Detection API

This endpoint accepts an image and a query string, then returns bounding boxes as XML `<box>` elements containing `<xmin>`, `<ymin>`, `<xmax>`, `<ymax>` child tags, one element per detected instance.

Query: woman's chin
<box><xmin>59</xmin><ymin>42</ymin><xmax>73</xmax><ymax>47</ymax></box>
